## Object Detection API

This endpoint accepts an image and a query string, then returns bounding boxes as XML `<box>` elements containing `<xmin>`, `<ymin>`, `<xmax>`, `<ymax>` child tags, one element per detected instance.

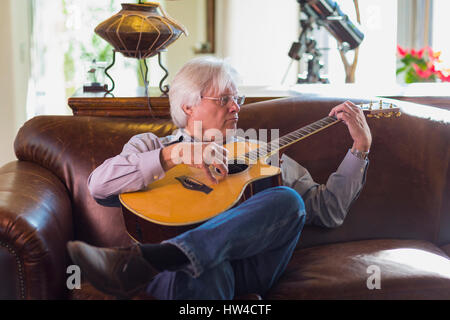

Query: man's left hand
<box><xmin>329</xmin><ymin>101</ymin><xmax>372</xmax><ymax>152</ymax></box>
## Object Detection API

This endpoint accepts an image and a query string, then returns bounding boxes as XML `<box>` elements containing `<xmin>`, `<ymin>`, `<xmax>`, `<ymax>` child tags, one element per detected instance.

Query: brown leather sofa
<box><xmin>1</xmin><ymin>95</ymin><xmax>449</xmax><ymax>300</ymax></box>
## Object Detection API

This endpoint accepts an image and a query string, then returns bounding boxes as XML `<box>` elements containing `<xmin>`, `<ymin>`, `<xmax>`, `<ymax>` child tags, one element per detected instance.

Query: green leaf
<box><xmin>396</xmin><ymin>66</ymin><xmax>407</xmax><ymax>75</ymax></box>
<box><xmin>416</xmin><ymin>61</ymin><xmax>427</xmax><ymax>69</ymax></box>
<box><xmin>405</xmin><ymin>68</ymin><xmax>419</xmax><ymax>83</ymax></box>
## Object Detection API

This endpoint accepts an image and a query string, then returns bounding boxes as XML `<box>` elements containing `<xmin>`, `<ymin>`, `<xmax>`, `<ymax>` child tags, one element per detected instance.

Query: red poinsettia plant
<box><xmin>397</xmin><ymin>45</ymin><xmax>450</xmax><ymax>83</ymax></box>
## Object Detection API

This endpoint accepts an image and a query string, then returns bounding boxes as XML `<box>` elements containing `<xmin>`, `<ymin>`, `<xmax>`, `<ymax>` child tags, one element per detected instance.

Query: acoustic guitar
<box><xmin>120</xmin><ymin>101</ymin><xmax>401</xmax><ymax>243</ymax></box>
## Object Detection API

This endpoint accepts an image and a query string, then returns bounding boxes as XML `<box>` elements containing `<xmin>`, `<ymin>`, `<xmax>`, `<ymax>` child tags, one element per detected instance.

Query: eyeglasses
<box><xmin>201</xmin><ymin>95</ymin><xmax>246</xmax><ymax>107</ymax></box>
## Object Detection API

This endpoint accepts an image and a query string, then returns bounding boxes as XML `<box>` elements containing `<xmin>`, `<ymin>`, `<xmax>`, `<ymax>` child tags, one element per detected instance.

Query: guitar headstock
<box><xmin>359</xmin><ymin>100</ymin><xmax>402</xmax><ymax>118</ymax></box>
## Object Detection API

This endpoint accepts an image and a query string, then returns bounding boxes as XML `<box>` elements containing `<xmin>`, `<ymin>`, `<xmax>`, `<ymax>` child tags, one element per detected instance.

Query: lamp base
<box><xmin>83</xmin><ymin>83</ymin><xmax>108</xmax><ymax>93</ymax></box>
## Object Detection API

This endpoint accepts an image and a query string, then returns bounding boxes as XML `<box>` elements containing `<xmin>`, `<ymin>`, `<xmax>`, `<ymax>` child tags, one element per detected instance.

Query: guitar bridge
<box><xmin>175</xmin><ymin>176</ymin><xmax>213</xmax><ymax>194</ymax></box>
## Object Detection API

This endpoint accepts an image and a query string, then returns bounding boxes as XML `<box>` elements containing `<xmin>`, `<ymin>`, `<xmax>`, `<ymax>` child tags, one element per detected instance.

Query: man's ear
<box><xmin>182</xmin><ymin>104</ymin><xmax>194</xmax><ymax>117</ymax></box>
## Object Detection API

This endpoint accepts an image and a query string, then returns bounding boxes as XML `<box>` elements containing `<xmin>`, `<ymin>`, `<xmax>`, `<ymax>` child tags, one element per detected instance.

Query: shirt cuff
<box><xmin>137</xmin><ymin>148</ymin><xmax>166</xmax><ymax>186</ymax></box>
<box><xmin>336</xmin><ymin>149</ymin><xmax>369</xmax><ymax>178</ymax></box>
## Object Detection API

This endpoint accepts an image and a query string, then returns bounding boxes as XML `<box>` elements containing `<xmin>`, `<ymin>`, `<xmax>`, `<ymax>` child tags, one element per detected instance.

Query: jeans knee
<box><xmin>270</xmin><ymin>186</ymin><xmax>305</xmax><ymax>221</ymax></box>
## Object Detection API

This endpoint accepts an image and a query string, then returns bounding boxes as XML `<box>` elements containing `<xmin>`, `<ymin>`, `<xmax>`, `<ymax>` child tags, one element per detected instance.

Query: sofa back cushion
<box><xmin>13</xmin><ymin>96</ymin><xmax>450</xmax><ymax>248</ymax></box>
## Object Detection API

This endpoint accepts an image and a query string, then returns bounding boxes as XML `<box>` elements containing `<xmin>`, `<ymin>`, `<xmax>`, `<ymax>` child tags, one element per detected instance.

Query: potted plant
<box><xmin>396</xmin><ymin>45</ymin><xmax>450</xmax><ymax>83</ymax></box>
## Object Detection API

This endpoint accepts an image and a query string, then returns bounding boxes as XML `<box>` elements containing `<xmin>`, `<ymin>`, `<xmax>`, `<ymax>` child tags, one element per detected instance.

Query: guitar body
<box><xmin>120</xmin><ymin>140</ymin><xmax>282</xmax><ymax>243</ymax></box>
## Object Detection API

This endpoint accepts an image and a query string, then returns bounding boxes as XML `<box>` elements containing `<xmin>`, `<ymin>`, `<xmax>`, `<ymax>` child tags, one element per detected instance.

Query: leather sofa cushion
<box><xmin>267</xmin><ymin>239</ymin><xmax>450</xmax><ymax>299</ymax></box>
<box><xmin>71</xmin><ymin>239</ymin><xmax>450</xmax><ymax>300</ymax></box>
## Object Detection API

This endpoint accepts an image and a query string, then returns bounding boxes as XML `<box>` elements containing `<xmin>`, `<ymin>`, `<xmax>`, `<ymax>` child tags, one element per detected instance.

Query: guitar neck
<box><xmin>243</xmin><ymin>116</ymin><xmax>340</xmax><ymax>161</ymax></box>
<box><xmin>277</xmin><ymin>115</ymin><xmax>341</xmax><ymax>153</ymax></box>
<box><xmin>243</xmin><ymin>101</ymin><xmax>400</xmax><ymax>161</ymax></box>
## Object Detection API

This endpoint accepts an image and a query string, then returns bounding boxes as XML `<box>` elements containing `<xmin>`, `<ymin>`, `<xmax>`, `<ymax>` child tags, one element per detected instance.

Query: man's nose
<box><xmin>228</xmin><ymin>99</ymin><xmax>240</xmax><ymax>113</ymax></box>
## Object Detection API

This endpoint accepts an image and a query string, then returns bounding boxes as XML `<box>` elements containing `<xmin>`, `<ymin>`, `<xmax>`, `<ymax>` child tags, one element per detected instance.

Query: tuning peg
<box><xmin>389</xmin><ymin>103</ymin><xmax>393</xmax><ymax>109</ymax></box>
<box><xmin>379</xmin><ymin>100</ymin><xmax>383</xmax><ymax>110</ymax></box>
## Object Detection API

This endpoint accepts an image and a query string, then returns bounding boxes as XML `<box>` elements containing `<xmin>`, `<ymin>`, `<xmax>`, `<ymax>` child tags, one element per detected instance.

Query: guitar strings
<box><xmin>230</xmin><ymin>102</ymin><xmax>395</xmax><ymax>165</ymax></box>
<box><xmin>241</xmin><ymin>116</ymin><xmax>339</xmax><ymax>163</ymax></box>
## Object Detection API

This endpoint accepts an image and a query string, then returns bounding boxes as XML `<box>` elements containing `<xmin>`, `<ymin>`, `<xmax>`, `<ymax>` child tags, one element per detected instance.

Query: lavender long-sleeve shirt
<box><xmin>87</xmin><ymin>129</ymin><xmax>369</xmax><ymax>228</ymax></box>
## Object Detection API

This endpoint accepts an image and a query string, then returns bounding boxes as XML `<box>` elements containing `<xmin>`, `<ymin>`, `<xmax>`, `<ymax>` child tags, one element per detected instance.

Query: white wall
<box><xmin>163</xmin><ymin>0</ymin><xmax>299</xmax><ymax>86</ymax></box>
<box><xmin>217</xmin><ymin>0</ymin><xmax>299</xmax><ymax>86</ymax></box>
<box><xmin>164</xmin><ymin>0</ymin><xmax>209</xmax><ymax>84</ymax></box>
<box><xmin>0</xmin><ymin>0</ymin><xmax>31</xmax><ymax>167</ymax></box>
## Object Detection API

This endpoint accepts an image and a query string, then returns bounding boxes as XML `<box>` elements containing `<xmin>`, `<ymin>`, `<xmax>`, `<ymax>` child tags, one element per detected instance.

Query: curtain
<box><xmin>27</xmin><ymin>0</ymin><xmax>68</xmax><ymax>117</ymax></box>
<box><xmin>397</xmin><ymin>0</ymin><xmax>433</xmax><ymax>49</ymax></box>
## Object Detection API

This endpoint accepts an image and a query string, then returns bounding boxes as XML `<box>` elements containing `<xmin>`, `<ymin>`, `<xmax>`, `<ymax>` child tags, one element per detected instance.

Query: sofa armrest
<box><xmin>0</xmin><ymin>161</ymin><xmax>73</xmax><ymax>299</ymax></box>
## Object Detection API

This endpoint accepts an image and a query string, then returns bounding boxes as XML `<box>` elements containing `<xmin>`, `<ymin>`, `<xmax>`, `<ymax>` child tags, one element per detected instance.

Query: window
<box><xmin>27</xmin><ymin>0</ymin><xmax>140</xmax><ymax>117</ymax></box>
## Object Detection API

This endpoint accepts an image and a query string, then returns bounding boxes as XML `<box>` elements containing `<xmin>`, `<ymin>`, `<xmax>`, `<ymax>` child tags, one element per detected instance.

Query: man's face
<box><xmin>186</xmin><ymin>86</ymin><xmax>241</xmax><ymax>142</ymax></box>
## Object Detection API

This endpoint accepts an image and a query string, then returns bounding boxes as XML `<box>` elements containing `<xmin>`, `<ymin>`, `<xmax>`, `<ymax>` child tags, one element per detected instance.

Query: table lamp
<box><xmin>94</xmin><ymin>1</ymin><xmax>188</xmax><ymax>96</ymax></box>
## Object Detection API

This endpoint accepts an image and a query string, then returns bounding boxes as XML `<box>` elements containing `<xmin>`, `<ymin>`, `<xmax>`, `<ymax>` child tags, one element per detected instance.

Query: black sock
<box><xmin>138</xmin><ymin>243</ymin><xmax>189</xmax><ymax>271</ymax></box>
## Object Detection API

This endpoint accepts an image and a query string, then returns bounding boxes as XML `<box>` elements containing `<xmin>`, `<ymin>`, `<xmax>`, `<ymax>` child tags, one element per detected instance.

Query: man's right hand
<box><xmin>160</xmin><ymin>142</ymin><xmax>229</xmax><ymax>185</ymax></box>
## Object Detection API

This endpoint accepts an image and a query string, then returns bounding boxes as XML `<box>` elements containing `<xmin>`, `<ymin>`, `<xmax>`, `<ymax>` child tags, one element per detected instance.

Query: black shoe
<box><xmin>67</xmin><ymin>241</ymin><xmax>159</xmax><ymax>299</ymax></box>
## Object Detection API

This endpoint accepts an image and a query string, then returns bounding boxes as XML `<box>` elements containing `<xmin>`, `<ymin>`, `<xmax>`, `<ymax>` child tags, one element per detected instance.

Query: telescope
<box><xmin>285</xmin><ymin>0</ymin><xmax>364</xmax><ymax>84</ymax></box>
<box><xmin>298</xmin><ymin>0</ymin><xmax>364</xmax><ymax>50</ymax></box>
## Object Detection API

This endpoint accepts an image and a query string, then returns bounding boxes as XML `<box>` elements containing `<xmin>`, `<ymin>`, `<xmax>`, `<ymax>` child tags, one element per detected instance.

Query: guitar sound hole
<box><xmin>215</xmin><ymin>162</ymin><xmax>249</xmax><ymax>175</ymax></box>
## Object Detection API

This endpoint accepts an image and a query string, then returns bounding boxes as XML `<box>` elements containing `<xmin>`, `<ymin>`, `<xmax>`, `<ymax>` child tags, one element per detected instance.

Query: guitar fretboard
<box><xmin>244</xmin><ymin>115</ymin><xmax>340</xmax><ymax>161</ymax></box>
<box><xmin>241</xmin><ymin>101</ymin><xmax>399</xmax><ymax>161</ymax></box>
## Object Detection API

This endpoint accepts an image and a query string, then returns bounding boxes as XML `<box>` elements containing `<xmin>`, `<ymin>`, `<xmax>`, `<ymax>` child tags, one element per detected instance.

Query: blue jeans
<box><xmin>144</xmin><ymin>186</ymin><xmax>306</xmax><ymax>299</ymax></box>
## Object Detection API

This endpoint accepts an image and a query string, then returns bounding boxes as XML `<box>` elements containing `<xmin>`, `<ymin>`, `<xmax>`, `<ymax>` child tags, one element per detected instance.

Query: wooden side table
<box><xmin>68</xmin><ymin>87</ymin><xmax>286</xmax><ymax>118</ymax></box>
<box><xmin>68</xmin><ymin>84</ymin><xmax>450</xmax><ymax>119</ymax></box>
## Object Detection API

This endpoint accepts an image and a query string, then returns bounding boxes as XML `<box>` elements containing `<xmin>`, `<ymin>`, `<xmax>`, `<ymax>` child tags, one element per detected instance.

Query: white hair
<box><xmin>168</xmin><ymin>56</ymin><xmax>241</xmax><ymax>128</ymax></box>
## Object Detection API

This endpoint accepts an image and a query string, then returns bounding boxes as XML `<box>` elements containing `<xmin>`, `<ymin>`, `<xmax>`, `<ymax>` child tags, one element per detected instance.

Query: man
<box><xmin>67</xmin><ymin>57</ymin><xmax>371</xmax><ymax>300</ymax></box>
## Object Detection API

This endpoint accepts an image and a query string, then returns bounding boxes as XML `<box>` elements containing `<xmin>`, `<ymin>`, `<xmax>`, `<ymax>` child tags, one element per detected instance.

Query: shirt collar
<box><xmin>171</xmin><ymin>128</ymin><xmax>238</xmax><ymax>144</ymax></box>
<box><xmin>171</xmin><ymin>128</ymin><xmax>198</xmax><ymax>143</ymax></box>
